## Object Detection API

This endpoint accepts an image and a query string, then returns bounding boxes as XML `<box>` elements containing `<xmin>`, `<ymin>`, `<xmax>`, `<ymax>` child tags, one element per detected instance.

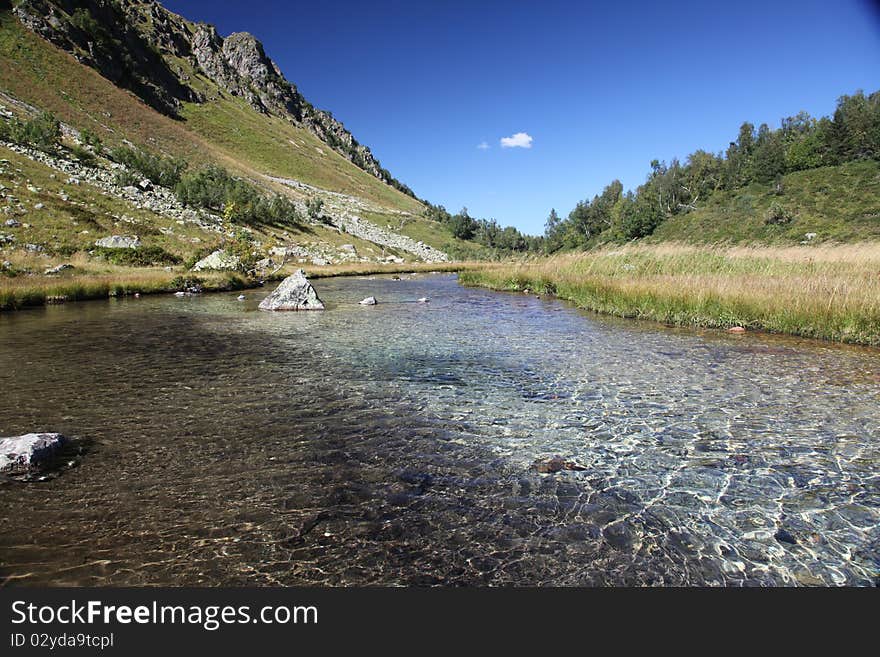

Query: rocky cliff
<box><xmin>11</xmin><ymin>0</ymin><xmax>413</xmax><ymax>196</ymax></box>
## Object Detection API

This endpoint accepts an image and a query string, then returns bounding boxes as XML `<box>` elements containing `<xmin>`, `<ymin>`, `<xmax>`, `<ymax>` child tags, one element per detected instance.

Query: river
<box><xmin>0</xmin><ymin>273</ymin><xmax>877</xmax><ymax>585</ymax></box>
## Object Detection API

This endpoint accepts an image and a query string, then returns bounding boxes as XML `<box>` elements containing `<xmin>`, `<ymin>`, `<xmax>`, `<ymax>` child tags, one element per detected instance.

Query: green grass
<box><xmin>0</xmin><ymin>145</ymin><xmax>221</xmax><ymax>259</ymax></box>
<box><xmin>459</xmin><ymin>244</ymin><xmax>880</xmax><ymax>345</ymax></box>
<box><xmin>650</xmin><ymin>160</ymin><xmax>880</xmax><ymax>244</ymax></box>
<box><xmin>179</xmin><ymin>99</ymin><xmax>422</xmax><ymax>214</ymax></box>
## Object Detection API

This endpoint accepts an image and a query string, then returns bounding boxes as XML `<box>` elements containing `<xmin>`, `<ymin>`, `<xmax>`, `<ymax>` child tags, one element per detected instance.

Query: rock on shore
<box><xmin>0</xmin><ymin>433</ymin><xmax>67</xmax><ymax>473</ymax></box>
<box><xmin>258</xmin><ymin>269</ymin><xmax>325</xmax><ymax>311</ymax></box>
<box><xmin>95</xmin><ymin>235</ymin><xmax>140</xmax><ymax>249</ymax></box>
<box><xmin>192</xmin><ymin>249</ymin><xmax>241</xmax><ymax>271</ymax></box>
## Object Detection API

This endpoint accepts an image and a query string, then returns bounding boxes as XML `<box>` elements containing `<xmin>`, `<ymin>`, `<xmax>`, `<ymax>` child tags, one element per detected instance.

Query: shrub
<box><xmin>114</xmin><ymin>169</ymin><xmax>140</xmax><ymax>187</ymax></box>
<box><xmin>169</xmin><ymin>275</ymin><xmax>203</xmax><ymax>292</ymax></box>
<box><xmin>69</xmin><ymin>144</ymin><xmax>95</xmax><ymax>165</ymax></box>
<box><xmin>175</xmin><ymin>165</ymin><xmax>304</xmax><ymax>226</ymax></box>
<box><xmin>109</xmin><ymin>145</ymin><xmax>186</xmax><ymax>187</ymax></box>
<box><xmin>70</xmin><ymin>8</ymin><xmax>103</xmax><ymax>38</ymax></box>
<box><xmin>306</xmin><ymin>197</ymin><xmax>324</xmax><ymax>221</ymax></box>
<box><xmin>765</xmin><ymin>201</ymin><xmax>795</xmax><ymax>225</ymax></box>
<box><xmin>3</xmin><ymin>112</ymin><xmax>62</xmax><ymax>151</ymax></box>
<box><xmin>79</xmin><ymin>128</ymin><xmax>103</xmax><ymax>152</ymax></box>
<box><xmin>93</xmin><ymin>245</ymin><xmax>181</xmax><ymax>267</ymax></box>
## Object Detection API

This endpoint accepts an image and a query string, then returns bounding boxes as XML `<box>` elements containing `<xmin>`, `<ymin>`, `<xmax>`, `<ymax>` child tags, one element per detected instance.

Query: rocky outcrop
<box><xmin>0</xmin><ymin>433</ymin><xmax>67</xmax><ymax>473</ymax></box>
<box><xmin>95</xmin><ymin>235</ymin><xmax>140</xmax><ymax>249</ymax></box>
<box><xmin>13</xmin><ymin>0</ymin><xmax>200</xmax><ymax>116</ymax></box>
<box><xmin>258</xmin><ymin>269</ymin><xmax>325</xmax><ymax>311</ymax></box>
<box><xmin>191</xmin><ymin>249</ymin><xmax>241</xmax><ymax>272</ymax></box>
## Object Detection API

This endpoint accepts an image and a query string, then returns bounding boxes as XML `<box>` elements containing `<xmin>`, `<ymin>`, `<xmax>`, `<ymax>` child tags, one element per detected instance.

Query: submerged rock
<box><xmin>95</xmin><ymin>235</ymin><xmax>140</xmax><ymax>249</ymax></box>
<box><xmin>0</xmin><ymin>433</ymin><xmax>67</xmax><ymax>474</ymax></box>
<box><xmin>532</xmin><ymin>456</ymin><xmax>587</xmax><ymax>474</ymax></box>
<box><xmin>192</xmin><ymin>249</ymin><xmax>241</xmax><ymax>272</ymax></box>
<box><xmin>727</xmin><ymin>326</ymin><xmax>746</xmax><ymax>334</ymax></box>
<box><xmin>359</xmin><ymin>296</ymin><xmax>377</xmax><ymax>305</ymax></box>
<box><xmin>259</xmin><ymin>269</ymin><xmax>325</xmax><ymax>311</ymax></box>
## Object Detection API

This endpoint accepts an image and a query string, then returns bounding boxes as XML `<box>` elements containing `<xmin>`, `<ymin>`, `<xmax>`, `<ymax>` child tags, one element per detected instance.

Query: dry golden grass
<box><xmin>459</xmin><ymin>243</ymin><xmax>880</xmax><ymax>345</ymax></box>
<box><xmin>303</xmin><ymin>261</ymin><xmax>475</xmax><ymax>279</ymax></box>
<box><xmin>0</xmin><ymin>267</ymin><xmax>247</xmax><ymax>310</ymax></box>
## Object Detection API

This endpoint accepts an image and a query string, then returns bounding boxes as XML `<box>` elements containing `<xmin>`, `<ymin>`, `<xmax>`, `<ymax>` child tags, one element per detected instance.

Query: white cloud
<box><xmin>500</xmin><ymin>132</ymin><xmax>533</xmax><ymax>149</ymax></box>
<box><xmin>477</xmin><ymin>141</ymin><xmax>490</xmax><ymax>150</ymax></box>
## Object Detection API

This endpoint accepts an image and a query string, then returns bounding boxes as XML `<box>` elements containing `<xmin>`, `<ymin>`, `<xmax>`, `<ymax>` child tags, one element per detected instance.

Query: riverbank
<box><xmin>0</xmin><ymin>260</ymin><xmax>474</xmax><ymax>311</ymax></box>
<box><xmin>458</xmin><ymin>243</ymin><xmax>880</xmax><ymax>346</ymax></box>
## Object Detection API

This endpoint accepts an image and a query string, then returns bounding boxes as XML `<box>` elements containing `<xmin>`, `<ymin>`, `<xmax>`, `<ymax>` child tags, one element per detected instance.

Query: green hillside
<box><xmin>0</xmin><ymin>8</ymin><xmax>421</xmax><ymax>214</ymax></box>
<box><xmin>649</xmin><ymin>160</ymin><xmax>880</xmax><ymax>244</ymax></box>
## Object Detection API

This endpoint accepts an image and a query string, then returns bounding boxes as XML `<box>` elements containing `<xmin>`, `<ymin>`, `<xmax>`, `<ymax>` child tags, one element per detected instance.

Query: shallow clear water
<box><xmin>0</xmin><ymin>273</ymin><xmax>878</xmax><ymax>586</ymax></box>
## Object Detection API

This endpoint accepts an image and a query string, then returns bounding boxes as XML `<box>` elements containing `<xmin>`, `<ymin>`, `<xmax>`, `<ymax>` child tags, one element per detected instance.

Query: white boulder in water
<box><xmin>0</xmin><ymin>433</ymin><xmax>66</xmax><ymax>473</ymax></box>
<box><xmin>418</xmin><ymin>297</ymin><xmax>429</xmax><ymax>303</ymax></box>
<box><xmin>259</xmin><ymin>269</ymin><xmax>325</xmax><ymax>311</ymax></box>
<box><xmin>358</xmin><ymin>296</ymin><xmax>377</xmax><ymax>305</ymax></box>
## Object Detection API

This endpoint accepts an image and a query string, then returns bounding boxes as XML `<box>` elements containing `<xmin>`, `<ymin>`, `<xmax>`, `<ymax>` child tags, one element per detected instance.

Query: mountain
<box><xmin>13</xmin><ymin>0</ymin><xmax>412</xmax><ymax>194</ymax></box>
<box><xmin>0</xmin><ymin>0</ymin><xmax>484</xmax><ymax>284</ymax></box>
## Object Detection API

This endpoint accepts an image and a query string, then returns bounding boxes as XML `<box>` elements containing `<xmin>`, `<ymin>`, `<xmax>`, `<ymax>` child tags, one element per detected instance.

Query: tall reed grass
<box><xmin>458</xmin><ymin>243</ymin><xmax>880</xmax><ymax>345</ymax></box>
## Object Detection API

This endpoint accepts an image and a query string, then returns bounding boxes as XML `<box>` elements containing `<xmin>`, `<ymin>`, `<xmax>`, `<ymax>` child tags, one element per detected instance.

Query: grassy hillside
<box><xmin>0</xmin><ymin>9</ymin><xmax>421</xmax><ymax>214</ymax></box>
<box><xmin>649</xmin><ymin>160</ymin><xmax>880</xmax><ymax>245</ymax></box>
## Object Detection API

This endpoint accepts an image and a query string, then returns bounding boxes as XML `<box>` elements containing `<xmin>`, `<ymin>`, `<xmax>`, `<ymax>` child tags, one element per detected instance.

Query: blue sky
<box><xmin>163</xmin><ymin>0</ymin><xmax>880</xmax><ymax>235</ymax></box>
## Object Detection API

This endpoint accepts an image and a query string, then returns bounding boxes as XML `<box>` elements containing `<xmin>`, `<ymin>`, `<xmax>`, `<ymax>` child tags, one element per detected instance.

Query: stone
<box><xmin>340</xmin><ymin>244</ymin><xmax>356</xmax><ymax>253</ymax></box>
<box><xmin>258</xmin><ymin>269</ymin><xmax>325</xmax><ymax>311</ymax></box>
<box><xmin>4</xmin><ymin>218</ymin><xmax>20</xmax><ymax>227</ymax></box>
<box><xmin>0</xmin><ymin>433</ymin><xmax>67</xmax><ymax>473</ymax></box>
<box><xmin>33</xmin><ymin>203</ymin><xmax>44</xmax><ymax>210</ymax></box>
<box><xmin>138</xmin><ymin>179</ymin><xmax>153</xmax><ymax>192</ymax></box>
<box><xmin>727</xmin><ymin>326</ymin><xmax>746</xmax><ymax>333</ymax></box>
<box><xmin>358</xmin><ymin>296</ymin><xmax>377</xmax><ymax>305</ymax></box>
<box><xmin>95</xmin><ymin>235</ymin><xmax>140</xmax><ymax>249</ymax></box>
<box><xmin>418</xmin><ymin>297</ymin><xmax>430</xmax><ymax>303</ymax></box>
<box><xmin>192</xmin><ymin>249</ymin><xmax>241</xmax><ymax>271</ymax></box>
<box><xmin>774</xmin><ymin>529</ymin><xmax>798</xmax><ymax>545</ymax></box>
<box><xmin>532</xmin><ymin>456</ymin><xmax>587</xmax><ymax>474</ymax></box>
<box><xmin>44</xmin><ymin>263</ymin><xmax>73</xmax><ymax>275</ymax></box>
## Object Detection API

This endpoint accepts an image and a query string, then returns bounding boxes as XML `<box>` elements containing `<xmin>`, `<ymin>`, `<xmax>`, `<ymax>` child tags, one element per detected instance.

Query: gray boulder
<box><xmin>95</xmin><ymin>235</ymin><xmax>140</xmax><ymax>249</ymax></box>
<box><xmin>44</xmin><ymin>263</ymin><xmax>73</xmax><ymax>275</ymax></box>
<box><xmin>0</xmin><ymin>433</ymin><xmax>66</xmax><ymax>473</ymax></box>
<box><xmin>359</xmin><ymin>296</ymin><xmax>377</xmax><ymax>305</ymax></box>
<box><xmin>192</xmin><ymin>249</ymin><xmax>241</xmax><ymax>272</ymax></box>
<box><xmin>259</xmin><ymin>269</ymin><xmax>325</xmax><ymax>311</ymax></box>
